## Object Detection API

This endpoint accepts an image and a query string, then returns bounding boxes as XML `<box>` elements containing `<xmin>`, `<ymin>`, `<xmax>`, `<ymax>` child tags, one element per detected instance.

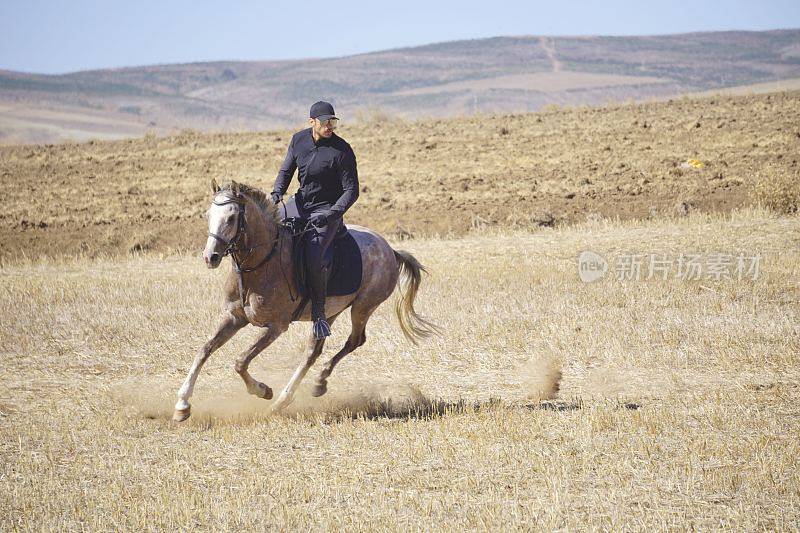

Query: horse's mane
<box><xmin>218</xmin><ymin>180</ymin><xmax>280</xmax><ymax>225</ymax></box>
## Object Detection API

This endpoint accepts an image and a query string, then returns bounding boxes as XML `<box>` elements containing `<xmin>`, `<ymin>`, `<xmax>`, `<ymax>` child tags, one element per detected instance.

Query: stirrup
<box><xmin>313</xmin><ymin>318</ymin><xmax>331</xmax><ymax>340</ymax></box>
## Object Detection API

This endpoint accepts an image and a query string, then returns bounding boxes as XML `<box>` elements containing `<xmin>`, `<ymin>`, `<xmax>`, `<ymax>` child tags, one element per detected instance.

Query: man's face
<box><xmin>309</xmin><ymin>117</ymin><xmax>337</xmax><ymax>139</ymax></box>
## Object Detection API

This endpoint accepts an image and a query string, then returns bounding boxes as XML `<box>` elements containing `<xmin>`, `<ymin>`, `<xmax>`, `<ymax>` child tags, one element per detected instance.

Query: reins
<box><xmin>209</xmin><ymin>193</ymin><xmax>318</xmax><ymax>310</ymax></box>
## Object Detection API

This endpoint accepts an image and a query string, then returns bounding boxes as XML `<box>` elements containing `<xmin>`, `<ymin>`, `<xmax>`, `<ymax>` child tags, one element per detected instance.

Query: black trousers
<box><xmin>279</xmin><ymin>195</ymin><xmax>342</xmax><ymax>318</ymax></box>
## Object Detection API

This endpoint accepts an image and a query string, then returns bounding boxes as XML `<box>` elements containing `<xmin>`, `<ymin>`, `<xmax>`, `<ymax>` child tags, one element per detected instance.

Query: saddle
<box><xmin>282</xmin><ymin>217</ymin><xmax>363</xmax><ymax>298</ymax></box>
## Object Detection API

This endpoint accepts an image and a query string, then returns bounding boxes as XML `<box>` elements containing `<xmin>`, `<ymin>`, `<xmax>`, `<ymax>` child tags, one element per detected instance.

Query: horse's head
<box><xmin>203</xmin><ymin>179</ymin><xmax>245</xmax><ymax>269</ymax></box>
<box><xmin>203</xmin><ymin>179</ymin><xmax>281</xmax><ymax>269</ymax></box>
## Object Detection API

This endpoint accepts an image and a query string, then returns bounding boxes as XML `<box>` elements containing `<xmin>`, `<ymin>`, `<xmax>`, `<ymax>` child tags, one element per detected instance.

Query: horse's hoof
<box><xmin>172</xmin><ymin>407</ymin><xmax>191</xmax><ymax>422</ymax></box>
<box><xmin>259</xmin><ymin>383</ymin><xmax>273</xmax><ymax>400</ymax></box>
<box><xmin>310</xmin><ymin>381</ymin><xmax>328</xmax><ymax>397</ymax></box>
<box><xmin>271</xmin><ymin>396</ymin><xmax>292</xmax><ymax>413</ymax></box>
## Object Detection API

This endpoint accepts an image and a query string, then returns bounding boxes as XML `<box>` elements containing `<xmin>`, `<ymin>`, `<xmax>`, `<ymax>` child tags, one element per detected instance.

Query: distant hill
<box><xmin>1</xmin><ymin>29</ymin><xmax>799</xmax><ymax>144</ymax></box>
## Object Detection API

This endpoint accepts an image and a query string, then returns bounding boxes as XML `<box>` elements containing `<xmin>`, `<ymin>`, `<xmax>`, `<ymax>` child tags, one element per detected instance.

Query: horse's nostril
<box><xmin>210</xmin><ymin>252</ymin><xmax>220</xmax><ymax>262</ymax></box>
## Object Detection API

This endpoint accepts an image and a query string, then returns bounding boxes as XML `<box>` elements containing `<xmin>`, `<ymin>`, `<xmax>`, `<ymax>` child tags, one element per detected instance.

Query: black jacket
<box><xmin>272</xmin><ymin>128</ymin><xmax>359</xmax><ymax>216</ymax></box>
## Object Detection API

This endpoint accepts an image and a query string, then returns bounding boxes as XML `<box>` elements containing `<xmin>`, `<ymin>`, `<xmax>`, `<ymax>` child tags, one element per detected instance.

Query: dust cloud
<box><xmin>112</xmin><ymin>378</ymin><xmax>433</xmax><ymax>424</ymax></box>
<box><xmin>520</xmin><ymin>350</ymin><xmax>563</xmax><ymax>402</ymax></box>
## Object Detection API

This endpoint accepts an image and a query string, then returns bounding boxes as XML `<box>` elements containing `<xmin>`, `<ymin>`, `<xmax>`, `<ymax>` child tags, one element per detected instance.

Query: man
<box><xmin>270</xmin><ymin>101</ymin><xmax>359</xmax><ymax>340</ymax></box>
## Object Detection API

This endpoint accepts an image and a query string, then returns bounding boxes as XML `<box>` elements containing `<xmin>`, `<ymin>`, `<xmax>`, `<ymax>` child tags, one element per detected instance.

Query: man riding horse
<box><xmin>173</xmin><ymin>106</ymin><xmax>436</xmax><ymax>420</ymax></box>
<box><xmin>270</xmin><ymin>101</ymin><xmax>359</xmax><ymax>341</ymax></box>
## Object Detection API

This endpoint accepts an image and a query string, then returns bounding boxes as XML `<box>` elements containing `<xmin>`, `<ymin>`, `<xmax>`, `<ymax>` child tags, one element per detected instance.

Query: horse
<box><xmin>173</xmin><ymin>179</ymin><xmax>438</xmax><ymax>421</ymax></box>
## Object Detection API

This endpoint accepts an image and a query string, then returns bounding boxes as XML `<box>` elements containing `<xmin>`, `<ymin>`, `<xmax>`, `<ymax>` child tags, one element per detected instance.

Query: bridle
<box><xmin>208</xmin><ymin>195</ymin><xmax>246</xmax><ymax>256</ymax></box>
<box><xmin>208</xmin><ymin>193</ymin><xmax>279</xmax><ymax>307</ymax></box>
<box><xmin>208</xmin><ymin>191</ymin><xmax>323</xmax><ymax>313</ymax></box>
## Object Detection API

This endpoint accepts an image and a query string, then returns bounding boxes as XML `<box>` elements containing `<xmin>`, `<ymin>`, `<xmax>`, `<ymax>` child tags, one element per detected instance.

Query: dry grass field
<box><xmin>2</xmin><ymin>87</ymin><xmax>800</xmax><ymax>529</ymax></box>
<box><xmin>1</xmin><ymin>205</ymin><xmax>799</xmax><ymax>529</ymax></box>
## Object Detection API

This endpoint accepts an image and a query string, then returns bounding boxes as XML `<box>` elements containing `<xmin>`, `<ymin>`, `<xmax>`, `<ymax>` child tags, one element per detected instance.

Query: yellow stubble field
<box><xmin>1</xmin><ymin>206</ymin><xmax>798</xmax><ymax>529</ymax></box>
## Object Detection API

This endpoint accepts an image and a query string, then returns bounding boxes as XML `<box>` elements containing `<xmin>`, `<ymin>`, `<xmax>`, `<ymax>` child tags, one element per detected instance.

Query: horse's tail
<box><xmin>393</xmin><ymin>249</ymin><xmax>440</xmax><ymax>344</ymax></box>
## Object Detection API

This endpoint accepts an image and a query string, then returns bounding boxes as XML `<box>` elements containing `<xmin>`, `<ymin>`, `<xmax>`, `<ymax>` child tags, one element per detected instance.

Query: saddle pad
<box><xmin>293</xmin><ymin>229</ymin><xmax>363</xmax><ymax>297</ymax></box>
<box><xmin>326</xmin><ymin>230</ymin><xmax>363</xmax><ymax>296</ymax></box>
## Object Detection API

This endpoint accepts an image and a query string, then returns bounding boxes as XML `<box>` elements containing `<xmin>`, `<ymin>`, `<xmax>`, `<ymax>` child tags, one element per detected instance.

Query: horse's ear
<box><xmin>232</xmin><ymin>180</ymin><xmax>240</xmax><ymax>195</ymax></box>
<box><xmin>210</xmin><ymin>178</ymin><xmax>219</xmax><ymax>194</ymax></box>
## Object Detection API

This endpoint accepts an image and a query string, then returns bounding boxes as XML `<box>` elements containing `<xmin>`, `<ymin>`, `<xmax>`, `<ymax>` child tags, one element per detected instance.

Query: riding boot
<box><xmin>309</xmin><ymin>265</ymin><xmax>331</xmax><ymax>340</ymax></box>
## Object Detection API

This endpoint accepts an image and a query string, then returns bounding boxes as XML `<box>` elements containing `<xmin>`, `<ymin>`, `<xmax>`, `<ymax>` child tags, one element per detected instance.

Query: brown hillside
<box><xmin>2</xmin><ymin>29</ymin><xmax>799</xmax><ymax>144</ymax></box>
<box><xmin>1</xmin><ymin>90</ymin><xmax>798</xmax><ymax>262</ymax></box>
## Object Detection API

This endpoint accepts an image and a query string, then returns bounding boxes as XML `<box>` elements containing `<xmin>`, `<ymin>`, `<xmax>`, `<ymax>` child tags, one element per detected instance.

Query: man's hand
<box><xmin>309</xmin><ymin>213</ymin><xmax>328</xmax><ymax>228</ymax></box>
<box><xmin>270</xmin><ymin>192</ymin><xmax>282</xmax><ymax>205</ymax></box>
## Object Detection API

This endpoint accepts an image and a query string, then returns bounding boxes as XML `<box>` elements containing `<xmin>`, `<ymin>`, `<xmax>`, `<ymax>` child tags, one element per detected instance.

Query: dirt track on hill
<box><xmin>1</xmin><ymin>91</ymin><xmax>798</xmax><ymax>261</ymax></box>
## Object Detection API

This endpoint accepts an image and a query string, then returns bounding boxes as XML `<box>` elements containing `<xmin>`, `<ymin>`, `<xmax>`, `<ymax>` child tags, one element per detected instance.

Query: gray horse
<box><xmin>173</xmin><ymin>180</ymin><xmax>437</xmax><ymax>421</ymax></box>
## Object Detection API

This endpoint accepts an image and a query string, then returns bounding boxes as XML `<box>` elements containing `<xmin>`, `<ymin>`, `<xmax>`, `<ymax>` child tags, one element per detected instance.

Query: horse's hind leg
<box><xmin>235</xmin><ymin>322</ymin><xmax>289</xmax><ymax>400</ymax></box>
<box><xmin>174</xmin><ymin>312</ymin><xmax>245</xmax><ymax>421</ymax></box>
<box><xmin>271</xmin><ymin>314</ymin><xmax>339</xmax><ymax>413</ymax></box>
<box><xmin>311</xmin><ymin>305</ymin><xmax>376</xmax><ymax>398</ymax></box>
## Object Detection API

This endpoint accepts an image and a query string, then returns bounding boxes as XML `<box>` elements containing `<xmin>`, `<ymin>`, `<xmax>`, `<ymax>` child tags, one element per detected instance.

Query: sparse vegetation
<box><xmin>353</xmin><ymin>106</ymin><xmax>401</xmax><ymax>124</ymax></box>
<box><xmin>751</xmin><ymin>171</ymin><xmax>800</xmax><ymax>213</ymax></box>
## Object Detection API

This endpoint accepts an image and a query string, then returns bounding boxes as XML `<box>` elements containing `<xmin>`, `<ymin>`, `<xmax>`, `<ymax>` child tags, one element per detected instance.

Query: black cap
<box><xmin>310</xmin><ymin>101</ymin><xmax>337</xmax><ymax>121</ymax></box>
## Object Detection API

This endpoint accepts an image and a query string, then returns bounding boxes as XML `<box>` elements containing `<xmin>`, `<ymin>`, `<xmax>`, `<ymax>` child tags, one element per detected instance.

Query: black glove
<box><xmin>309</xmin><ymin>212</ymin><xmax>328</xmax><ymax>228</ymax></box>
<box><xmin>270</xmin><ymin>192</ymin><xmax>282</xmax><ymax>205</ymax></box>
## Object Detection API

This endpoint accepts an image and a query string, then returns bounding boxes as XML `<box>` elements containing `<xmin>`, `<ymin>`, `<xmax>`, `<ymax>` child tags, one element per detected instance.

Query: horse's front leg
<box><xmin>174</xmin><ymin>311</ymin><xmax>246</xmax><ymax>421</ymax></box>
<box><xmin>272</xmin><ymin>314</ymin><xmax>339</xmax><ymax>413</ymax></box>
<box><xmin>235</xmin><ymin>322</ymin><xmax>290</xmax><ymax>400</ymax></box>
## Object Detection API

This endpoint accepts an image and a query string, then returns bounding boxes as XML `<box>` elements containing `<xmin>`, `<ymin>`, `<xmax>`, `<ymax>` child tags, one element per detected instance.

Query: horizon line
<box><xmin>2</xmin><ymin>26</ymin><xmax>798</xmax><ymax>77</ymax></box>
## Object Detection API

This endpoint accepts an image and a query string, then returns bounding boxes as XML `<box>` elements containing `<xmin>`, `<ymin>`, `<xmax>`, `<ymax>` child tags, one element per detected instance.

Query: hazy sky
<box><xmin>1</xmin><ymin>0</ymin><xmax>799</xmax><ymax>74</ymax></box>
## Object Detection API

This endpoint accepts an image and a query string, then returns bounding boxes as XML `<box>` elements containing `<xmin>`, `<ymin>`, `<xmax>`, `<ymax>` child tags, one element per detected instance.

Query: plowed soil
<box><xmin>1</xmin><ymin>91</ymin><xmax>798</xmax><ymax>261</ymax></box>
